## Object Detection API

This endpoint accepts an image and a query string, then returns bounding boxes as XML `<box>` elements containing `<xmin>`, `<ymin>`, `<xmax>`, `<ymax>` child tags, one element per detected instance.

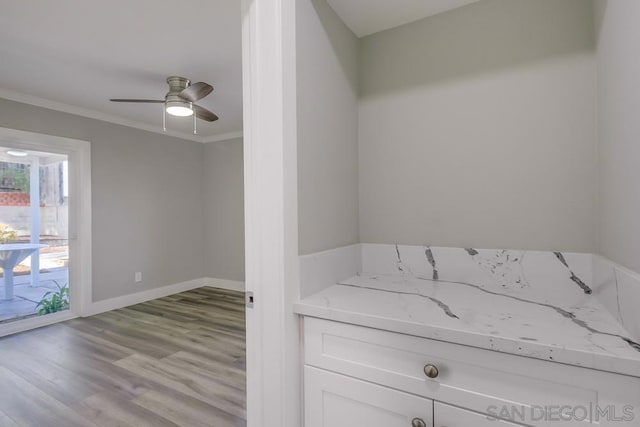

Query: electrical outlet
<box><xmin>135</xmin><ymin>272</ymin><xmax>142</xmax><ymax>283</ymax></box>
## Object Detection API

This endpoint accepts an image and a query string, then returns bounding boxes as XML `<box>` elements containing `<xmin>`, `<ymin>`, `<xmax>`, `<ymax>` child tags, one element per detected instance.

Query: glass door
<box><xmin>0</xmin><ymin>147</ymin><xmax>70</xmax><ymax>323</ymax></box>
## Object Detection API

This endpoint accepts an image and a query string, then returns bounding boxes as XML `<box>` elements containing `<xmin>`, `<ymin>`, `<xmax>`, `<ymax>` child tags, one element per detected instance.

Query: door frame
<box><xmin>0</xmin><ymin>126</ymin><xmax>92</xmax><ymax>337</ymax></box>
<box><xmin>241</xmin><ymin>0</ymin><xmax>302</xmax><ymax>426</ymax></box>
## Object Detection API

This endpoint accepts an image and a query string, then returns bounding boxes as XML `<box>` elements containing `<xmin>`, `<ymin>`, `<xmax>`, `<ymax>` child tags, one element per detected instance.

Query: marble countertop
<box><xmin>294</xmin><ymin>245</ymin><xmax>640</xmax><ymax>378</ymax></box>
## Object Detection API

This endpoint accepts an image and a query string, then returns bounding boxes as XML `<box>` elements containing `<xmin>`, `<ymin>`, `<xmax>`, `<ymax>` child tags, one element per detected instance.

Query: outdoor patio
<box><xmin>0</xmin><ymin>245</ymin><xmax>69</xmax><ymax>323</ymax></box>
<box><xmin>0</xmin><ymin>269</ymin><xmax>68</xmax><ymax>322</ymax></box>
<box><xmin>1</xmin><ymin>148</ymin><xmax>70</xmax><ymax>323</ymax></box>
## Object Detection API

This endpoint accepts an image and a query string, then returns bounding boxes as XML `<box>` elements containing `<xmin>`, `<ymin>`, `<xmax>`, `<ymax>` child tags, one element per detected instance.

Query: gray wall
<box><xmin>296</xmin><ymin>0</ymin><xmax>360</xmax><ymax>255</ymax></box>
<box><xmin>0</xmin><ymin>98</ymin><xmax>206</xmax><ymax>302</ymax></box>
<box><xmin>203</xmin><ymin>138</ymin><xmax>245</xmax><ymax>281</ymax></box>
<box><xmin>358</xmin><ymin>0</ymin><xmax>598</xmax><ymax>252</ymax></box>
<box><xmin>595</xmin><ymin>0</ymin><xmax>640</xmax><ymax>272</ymax></box>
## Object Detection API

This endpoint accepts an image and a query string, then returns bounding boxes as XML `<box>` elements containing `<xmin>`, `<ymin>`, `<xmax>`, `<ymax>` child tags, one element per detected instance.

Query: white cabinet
<box><xmin>301</xmin><ymin>317</ymin><xmax>640</xmax><ymax>427</ymax></box>
<box><xmin>305</xmin><ymin>366</ymin><xmax>433</xmax><ymax>427</ymax></box>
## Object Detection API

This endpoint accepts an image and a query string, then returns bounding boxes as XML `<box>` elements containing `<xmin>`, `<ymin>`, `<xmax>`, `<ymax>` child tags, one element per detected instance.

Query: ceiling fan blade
<box><xmin>193</xmin><ymin>104</ymin><xmax>219</xmax><ymax>122</ymax></box>
<box><xmin>110</xmin><ymin>99</ymin><xmax>165</xmax><ymax>103</ymax></box>
<box><xmin>179</xmin><ymin>82</ymin><xmax>213</xmax><ymax>102</ymax></box>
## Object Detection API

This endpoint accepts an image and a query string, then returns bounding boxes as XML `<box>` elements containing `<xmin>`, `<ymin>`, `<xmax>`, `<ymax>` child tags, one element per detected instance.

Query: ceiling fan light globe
<box><xmin>166</xmin><ymin>101</ymin><xmax>193</xmax><ymax>117</ymax></box>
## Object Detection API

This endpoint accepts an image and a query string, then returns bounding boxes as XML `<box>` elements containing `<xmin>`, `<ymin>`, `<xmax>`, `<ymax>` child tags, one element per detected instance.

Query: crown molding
<box><xmin>202</xmin><ymin>130</ymin><xmax>244</xmax><ymax>143</ymax></box>
<box><xmin>0</xmin><ymin>88</ymin><xmax>243</xmax><ymax>144</ymax></box>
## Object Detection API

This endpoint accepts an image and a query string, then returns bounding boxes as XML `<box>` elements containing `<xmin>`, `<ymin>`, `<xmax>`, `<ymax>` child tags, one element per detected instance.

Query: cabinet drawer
<box><xmin>434</xmin><ymin>402</ymin><xmax>524</xmax><ymax>427</ymax></box>
<box><xmin>305</xmin><ymin>365</ymin><xmax>433</xmax><ymax>427</ymax></box>
<box><xmin>303</xmin><ymin>317</ymin><xmax>640</xmax><ymax>426</ymax></box>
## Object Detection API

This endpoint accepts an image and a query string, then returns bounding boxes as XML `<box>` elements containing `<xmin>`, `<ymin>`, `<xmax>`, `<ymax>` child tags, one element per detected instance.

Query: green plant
<box><xmin>36</xmin><ymin>281</ymin><xmax>70</xmax><ymax>315</ymax></box>
<box><xmin>0</xmin><ymin>166</ymin><xmax>29</xmax><ymax>192</ymax></box>
<box><xmin>0</xmin><ymin>224</ymin><xmax>17</xmax><ymax>243</ymax></box>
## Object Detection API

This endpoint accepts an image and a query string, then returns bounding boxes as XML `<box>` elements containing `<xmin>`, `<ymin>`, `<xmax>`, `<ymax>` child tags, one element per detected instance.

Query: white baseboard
<box><xmin>86</xmin><ymin>278</ymin><xmax>207</xmax><ymax>316</ymax></box>
<box><xmin>85</xmin><ymin>277</ymin><xmax>245</xmax><ymax>317</ymax></box>
<box><xmin>203</xmin><ymin>277</ymin><xmax>246</xmax><ymax>292</ymax></box>
<box><xmin>0</xmin><ymin>277</ymin><xmax>245</xmax><ymax>336</ymax></box>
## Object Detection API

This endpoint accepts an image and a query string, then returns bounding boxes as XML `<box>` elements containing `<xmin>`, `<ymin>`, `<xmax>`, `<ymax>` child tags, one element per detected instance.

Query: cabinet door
<box><xmin>305</xmin><ymin>366</ymin><xmax>433</xmax><ymax>427</ymax></box>
<box><xmin>434</xmin><ymin>402</ymin><xmax>524</xmax><ymax>427</ymax></box>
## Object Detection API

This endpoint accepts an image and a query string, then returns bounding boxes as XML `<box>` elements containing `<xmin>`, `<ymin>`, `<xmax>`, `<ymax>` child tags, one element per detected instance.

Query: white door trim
<box><xmin>241</xmin><ymin>0</ymin><xmax>301</xmax><ymax>426</ymax></box>
<box><xmin>0</xmin><ymin>126</ymin><xmax>92</xmax><ymax>332</ymax></box>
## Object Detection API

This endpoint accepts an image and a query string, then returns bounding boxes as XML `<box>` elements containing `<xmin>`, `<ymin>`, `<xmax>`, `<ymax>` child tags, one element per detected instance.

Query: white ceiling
<box><xmin>0</xmin><ymin>0</ymin><xmax>242</xmax><ymax>142</ymax></box>
<box><xmin>326</xmin><ymin>0</ymin><xmax>482</xmax><ymax>37</ymax></box>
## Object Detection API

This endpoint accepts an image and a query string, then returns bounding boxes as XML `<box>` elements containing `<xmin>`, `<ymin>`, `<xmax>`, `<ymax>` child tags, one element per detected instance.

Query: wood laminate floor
<box><xmin>0</xmin><ymin>287</ymin><xmax>246</xmax><ymax>427</ymax></box>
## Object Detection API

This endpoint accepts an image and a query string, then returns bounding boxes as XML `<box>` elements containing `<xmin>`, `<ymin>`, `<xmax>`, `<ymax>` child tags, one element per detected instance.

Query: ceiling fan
<box><xmin>110</xmin><ymin>76</ymin><xmax>218</xmax><ymax>133</ymax></box>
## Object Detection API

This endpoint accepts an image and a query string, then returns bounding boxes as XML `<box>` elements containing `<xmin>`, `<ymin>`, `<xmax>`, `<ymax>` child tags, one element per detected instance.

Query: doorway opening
<box><xmin>0</xmin><ymin>127</ymin><xmax>91</xmax><ymax>337</ymax></box>
<box><xmin>0</xmin><ymin>148</ymin><xmax>69</xmax><ymax>323</ymax></box>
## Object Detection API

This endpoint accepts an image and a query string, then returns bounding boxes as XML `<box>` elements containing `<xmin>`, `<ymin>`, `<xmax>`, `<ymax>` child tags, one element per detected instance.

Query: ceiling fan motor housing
<box><xmin>165</xmin><ymin>76</ymin><xmax>194</xmax><ymax>116</ymax></box>
<box><xmin>166</xmin><ymin>76</ymin><xmax>191</xmax><ymax>98</ymax></box>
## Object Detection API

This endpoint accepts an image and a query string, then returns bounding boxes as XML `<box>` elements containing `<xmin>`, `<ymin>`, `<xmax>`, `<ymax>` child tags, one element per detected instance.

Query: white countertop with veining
<box><xmin>294</xmin><ymin>244</ymin><xmax>640</xmax><ymax>377</ymax></box>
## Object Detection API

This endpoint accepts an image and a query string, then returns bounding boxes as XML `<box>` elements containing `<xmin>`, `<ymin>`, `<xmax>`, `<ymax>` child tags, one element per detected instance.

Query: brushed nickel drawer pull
<box><xmin>423</xmin><ymin>364</ymin><xmax>439</xmax><ymax>379</ymax></box>
<box><xmin>411</xmin><ymin>418</ymin><xmax>427</xmax><ymax>427</ymax></box>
